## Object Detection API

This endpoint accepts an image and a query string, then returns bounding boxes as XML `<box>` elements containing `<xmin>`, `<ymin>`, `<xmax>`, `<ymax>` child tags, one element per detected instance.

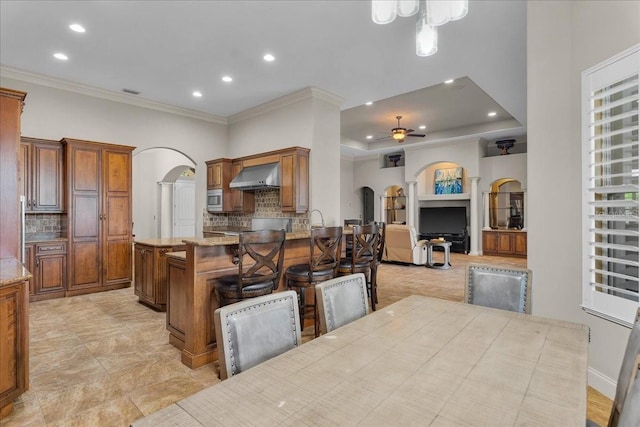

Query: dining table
<box><xmin>133</xmin><ymin>295</ymin><xmax>589</xmax><ymax>426</ymax></box>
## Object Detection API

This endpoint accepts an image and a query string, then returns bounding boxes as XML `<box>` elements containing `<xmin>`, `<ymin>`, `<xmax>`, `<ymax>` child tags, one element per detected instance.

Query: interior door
<box><xmin>362</xmin><ymin>187</ymin><xmax>374</xmax><ymax>224</ymax></box>
<box><xmin>172</xmin><ymin>180</ymin><xmax>195</xmax><ymax>237</ymax></box>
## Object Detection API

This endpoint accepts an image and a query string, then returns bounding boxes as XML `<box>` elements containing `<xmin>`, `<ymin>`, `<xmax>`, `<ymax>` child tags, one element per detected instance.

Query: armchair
<box><xmin>381</xmin><ymin>224</ymin><xmax>428</xmax><ymax>265</ymax></box>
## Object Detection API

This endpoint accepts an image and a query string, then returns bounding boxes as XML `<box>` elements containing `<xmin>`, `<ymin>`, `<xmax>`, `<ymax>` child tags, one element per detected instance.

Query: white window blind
<box><xmin>582</xmin><ymin>45</ymin><xmax>639</xmax><ymax>327</ymax></box>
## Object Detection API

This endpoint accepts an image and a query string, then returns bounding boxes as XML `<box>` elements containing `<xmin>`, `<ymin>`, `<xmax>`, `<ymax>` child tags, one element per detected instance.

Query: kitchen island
<box><xmin>169</xmin><ymin>232</ymin><xmax>310</xmax><ymax>368</ymax></box>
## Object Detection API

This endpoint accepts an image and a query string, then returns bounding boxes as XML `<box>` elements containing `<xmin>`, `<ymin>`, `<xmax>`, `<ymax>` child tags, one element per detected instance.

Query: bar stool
<box><xmin>343</xmin><ymin>219</ymin><xmax>361</xmax><ymax>258</ymax></box>
<box><xmin>337</xmin><ymin>223</ymin><xmax>378</xmax><ymax>310</ymax></box>
<box><xmin>214</xmin><ymin>230</ymin><xmax>286</xmax><ymax>307</ymax></box>
<box><xmin>285</xmin><ymin>226</ymin><xmax>342</xmax><ymax>337</ymax></box>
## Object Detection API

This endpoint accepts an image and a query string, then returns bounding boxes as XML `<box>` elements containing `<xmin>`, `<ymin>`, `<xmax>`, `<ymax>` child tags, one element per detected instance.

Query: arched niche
<box><xmin>415</xmin><ymin>161</ymin><xmax>466</xmax><ymax>197</ymax></box>
<box><xmin>383</xmin><ymin>185</ymin><xmax>406</xmax><ymax>224</ymax></box>
<box><xmin>488</xmin><ymin>178</ymin><xmax>524</xmax><ymax>229</ymax></box>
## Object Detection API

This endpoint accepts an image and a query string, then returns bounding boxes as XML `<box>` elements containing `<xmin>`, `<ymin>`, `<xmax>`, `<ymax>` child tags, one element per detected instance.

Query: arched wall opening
<box><xmin>133</xmin><ymin>147</ymin><xmax>196</xmax><ymax>239</ymax></box>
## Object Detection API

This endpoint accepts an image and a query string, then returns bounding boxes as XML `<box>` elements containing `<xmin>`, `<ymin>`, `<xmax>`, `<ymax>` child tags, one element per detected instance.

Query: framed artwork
<box><xmin>434</xmin><ymin>167</ymin><xmax>463</xmax><ymax>194</ymax></box>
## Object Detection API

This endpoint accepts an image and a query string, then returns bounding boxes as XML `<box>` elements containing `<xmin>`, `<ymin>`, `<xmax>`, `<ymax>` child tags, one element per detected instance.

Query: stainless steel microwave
<box><xmin>207</xmin><ymin>189</ymin><xmax>223</xmax><ymax>212</ymax></box>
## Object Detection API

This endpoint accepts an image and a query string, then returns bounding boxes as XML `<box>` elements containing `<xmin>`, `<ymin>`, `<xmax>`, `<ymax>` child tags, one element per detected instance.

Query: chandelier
<box><xmin>372</xmin><ymin>0</ymin><xmax>468</xmax><ymax>57</ymax></box>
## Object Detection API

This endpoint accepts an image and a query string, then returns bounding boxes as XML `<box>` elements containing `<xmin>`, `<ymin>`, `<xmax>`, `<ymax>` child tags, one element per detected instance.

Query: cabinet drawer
<box><xmin>35</xmin><ymin>242</ymin><xmax>67</xmax><ymax>255</ymax></box>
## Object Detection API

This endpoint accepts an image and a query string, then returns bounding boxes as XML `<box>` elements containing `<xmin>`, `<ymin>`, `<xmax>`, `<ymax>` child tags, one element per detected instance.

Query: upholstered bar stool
<box><xmin>214</xmin><ymin>229</ymin><xmax>286</xmax><ymax>307</ymax></box>
<box><xmin>337</xmin><ymin>223</ymin><xmax>378</xmax><ymax>310</ymax></box>
<box><xmin>285</xmin><ymin>226</ymin><xmax>342</xmax><ymax>337</ymax></box>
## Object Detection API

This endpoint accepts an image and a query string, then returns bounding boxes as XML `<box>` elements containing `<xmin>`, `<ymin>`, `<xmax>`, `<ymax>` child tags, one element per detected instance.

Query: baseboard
<box><xmin>589</xmin><ymin>366</ymin><xmax>617</xmax><ymax>399</ymax></box>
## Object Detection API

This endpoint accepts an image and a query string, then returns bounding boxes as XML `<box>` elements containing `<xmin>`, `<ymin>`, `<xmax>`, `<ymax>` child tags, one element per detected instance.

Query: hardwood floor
<box><xmin>3</xmin><ymin>252</ymin><xmax>611</xmax><ymax>426</ymax></box>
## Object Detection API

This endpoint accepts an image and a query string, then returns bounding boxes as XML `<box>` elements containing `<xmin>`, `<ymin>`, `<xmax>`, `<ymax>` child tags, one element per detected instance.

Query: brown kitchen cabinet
<box><xmin>0</xmin><ymin>88</ymin><xmax>27</xmax><ymax>259</ymax></box>
<box><xmin>280</xmin><ymin>147</ymin><xmax>309</xmax><ymax>213</ymax></box>
<box><xmin>166</xmin><ymin>252</ymin><xmax>187</xmax><ymax>350</ymax></box>
<box><xmin>482</xmin><ymin>230</ymin><xmax>527</xmax><ymax>258</ymax></box>
<box><xmin>32</xmin><ymin>242</ymin><xmax>67</xmax><ymax>301</ymax></box>
<box><xmin>23</xmin><ymin>244</ymin><xmax>34</xmax><ymax>297</ymax></box>
<box><xmin>134</xmin><ymin>241</ymin><xmax>186</xmax><ymax>311</ymax></box>
<box><xmin>63</xmin><ymin>139</ymin><xmax>134</xmax><ymax>296</ymax></box>
<box><xmin>19</xmin><ymin>138</ymin><xmax>64</xmax><ymax>213</ymax></box>
<box><xmin>231</xmin><ymin>159</ymin><xmax>255</xmax><ymax>212</ymax></box>
<box><xmin>206</xmin><ymin>159</ymin><xmax>231</xmax><ymax>190</ymax></box>
<box><xmin>0</xmin><ymin>262</ymin><xmax>29</xmax><ymax>420</ymax></box>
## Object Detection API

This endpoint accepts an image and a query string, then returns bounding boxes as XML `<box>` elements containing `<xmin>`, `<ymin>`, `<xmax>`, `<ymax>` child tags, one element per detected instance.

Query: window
<box><xmin>582</xmin><ymin>45</ymin><xmax>639</xmax><ymax>327</ymax></box>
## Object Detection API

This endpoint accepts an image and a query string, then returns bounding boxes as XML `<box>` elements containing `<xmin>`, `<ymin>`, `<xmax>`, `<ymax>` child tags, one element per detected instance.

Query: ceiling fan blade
<box><xmin>406</xmin><ymin>129</ymin><xmax>415</xmax><ymax>133</ymax></box>
<box><xmin>407</xmin><ymin>133</ymin><xmax>426</xmax><ymax>137</ymax></box>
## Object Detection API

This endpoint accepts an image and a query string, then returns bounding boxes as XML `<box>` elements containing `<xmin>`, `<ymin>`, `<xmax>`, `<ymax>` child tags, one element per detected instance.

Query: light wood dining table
<box><xmin>133</xmin><ymin>295</ymin><xmax>589</xmax><ymax>426</ymax></box>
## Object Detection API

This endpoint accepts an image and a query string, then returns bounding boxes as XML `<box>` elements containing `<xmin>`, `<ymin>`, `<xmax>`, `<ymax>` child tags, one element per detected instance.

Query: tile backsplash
<box><xmin>25</xmin><ymin>213</ymin><xmax>64</xmax><ymax>236</ymax></box>
<box><xmin>203</xmin><ymin>189</ymin><xmax>309</xmax><ymax>231</ymax></box>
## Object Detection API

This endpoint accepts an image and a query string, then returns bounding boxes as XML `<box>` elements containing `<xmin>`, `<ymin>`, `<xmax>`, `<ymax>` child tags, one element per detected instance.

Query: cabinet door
<box><xmin>280</xmin><ymin>150</ymin><xmax>309</xmax><ymax>213</ymax></box>
<box><xmin>36</xmin><ymin>254</ymin><xmax>66</xmax><ymax>294</ymax></box>
<box><xmin>482</xmin><ymin>231</ymin><xmax>498</xmax><ymax>254</ymax></box>
<box><xmin>0</xmin><ymin>281</ymin><xmax>28</xmax><ymax>410</ymax></box>
<box><xmin>513</xmin><ymin>232</ymin><xmax>527</xmax><ymax>256</ymax></box>
<box><xmin>68</xmin><ymin>145</ymin><xmax>102</xmax><ymax>290</ymax></box>
<box><xmin>207</xmin><ymin>162</ymin><xmax>223</xmax><ymax>189</ymax></box>
<box><xmin>230</xmin><ymin>161</ymin><xmax>254</xmax><ymax>212</ymax></box>
<box><xmin>134</xmin><ymin>245</ymin><xmax>144</xmax><ymax>297</ymax></box>
<box><xmin>32</xmin><ymin>142</ymin><xmax>63</xmax><ymax>212</ymax></box>
<box><xmin>497</xmin><ymin>233</ymin><xmax>513</xmax><ymax>254</ymax></box>
<box><xmin>103</xmin><ymin>150</ymin><xmax>132</xmax><ymax>286</ymax></box>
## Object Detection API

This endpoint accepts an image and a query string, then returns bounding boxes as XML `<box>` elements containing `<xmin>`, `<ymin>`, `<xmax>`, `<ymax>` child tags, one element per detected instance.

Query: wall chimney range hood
<box><xmin>229</xmin><ymin>162</ymin><xmax>280</xmax><ymax>191</ymax></box>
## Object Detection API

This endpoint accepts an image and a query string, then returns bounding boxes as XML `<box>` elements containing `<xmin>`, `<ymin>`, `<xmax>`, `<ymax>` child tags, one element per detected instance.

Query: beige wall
<box><xmin>0</xmin><ymin>76</ymin><xmax>228</xmax><ymax>237</ymax></box>
<box><xmin>527</xmin><ymin>0</ymin><xmax>640</xmax><ymax>397</ymax></box>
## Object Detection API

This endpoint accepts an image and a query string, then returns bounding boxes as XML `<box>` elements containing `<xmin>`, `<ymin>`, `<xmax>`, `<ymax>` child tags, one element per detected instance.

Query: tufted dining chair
<box><xmin>617</xmin><ymin>357</ymin><xmax>640</xmax><ymax>427</ymax></box>
<box><xmin>315</xmin><ymin>273</ymin><xmax>369</xmax><ymax>334</ymax></box>
<box><xmin>213</xmin><ymin>291</ymin><xmax>301</xmax><ymax>380</ymax></box>
<box><xmin>588</xmin><ymin>308</ymin><xmax>640</xmax><ymax>427</ymax></box>
<box><xmin>464</xmin><ymin>264</ymin><xmax>532</xmax><ymax>314</ymax></box>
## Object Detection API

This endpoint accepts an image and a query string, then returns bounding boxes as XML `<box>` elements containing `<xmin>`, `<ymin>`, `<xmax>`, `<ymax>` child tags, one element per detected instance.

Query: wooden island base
<box><xmin>166</xmin><ymin>234</ymin><xmax>310</xmax><ymax>369</ymax></box>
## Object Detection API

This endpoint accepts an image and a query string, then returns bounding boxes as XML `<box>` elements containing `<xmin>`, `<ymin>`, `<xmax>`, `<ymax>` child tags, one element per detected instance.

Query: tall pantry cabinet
<box><xmin>62</xmin><ymin>139</ymin><xmax>134</xmax><ymax>296</ymax></box>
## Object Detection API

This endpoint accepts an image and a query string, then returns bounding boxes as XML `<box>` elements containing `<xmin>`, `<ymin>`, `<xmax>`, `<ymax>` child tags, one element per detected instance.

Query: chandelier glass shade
<box><xmin>372</xmin><ymin>0</ymin><xmax>467</xmax><ymax>57</ymax></box>
<box><xmin>371</xmin><ymin>0</ymin><xmax>398</xmax><ymax>24</ymax></box>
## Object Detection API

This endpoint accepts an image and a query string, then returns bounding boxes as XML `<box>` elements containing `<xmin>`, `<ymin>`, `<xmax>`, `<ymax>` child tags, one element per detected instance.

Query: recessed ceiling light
<box><xmin>366</xmin><ymin>135</ymin><xmax>373</xmax><ymax>139</ymax></box>
<box><xmin>193</xmin><ymin>91</ymin><xmax>203</xmax><ymax>98</ymax></box>
<box><xmin>69</xmin><ymin>23</ymin><xmax>85</xmax><ymax>33</ymax></box>
<box><xmin>365</xmin><ymin>101</ymin><xmax>373</xmax><ymax>106</ymax></box>
<box><xmin>222</xmin><ymin>76</ymin><xmax>233</xmax><ymax>83</ymax></box>
<box><xmin>53</xmin><ymin>52</ymin><xmax>68</xmax><ymax>60</ymax></box>
<box><xmin>444</xmin><ymin>79</ymin><xmax>454</xmax><ymax>84</ymax></box>
<box><xmin>488</xmin><ymin>111</ymin><xmax>497</xmax><ymax>117</ymax></box>
<box><xmin>263</xmin><ymin>53</ymin><xmax>275</xmax><ymax>62</ymax></box>
<box><xmin>419</xmin><ymin>125</ymin><xmax>426</xmax><ymax>130</ymax></box>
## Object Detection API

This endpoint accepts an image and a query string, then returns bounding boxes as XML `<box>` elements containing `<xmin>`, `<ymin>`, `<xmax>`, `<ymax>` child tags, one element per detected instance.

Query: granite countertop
<box><xmin>25</xmin><ymin>234</ymin><xmax>68</xmax><ymax>243</ymax></box>
<box><xmin>0</xmin><ymin>257</ymin><xmax>33</xmax><ymax>287</ymax></box>
<box><xmin>134</xmin><ymin>237</ymin><xmax>189</xmax><ymax>247</ymax></box>
<box><xmin>183</xmin><ymin>231</ymin><xmax>311</xmax><ymax>247</ymax></box>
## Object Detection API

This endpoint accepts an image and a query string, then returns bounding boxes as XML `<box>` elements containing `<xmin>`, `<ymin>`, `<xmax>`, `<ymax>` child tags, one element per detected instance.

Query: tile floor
<box><xmin>3</xmin><ymin>253</ymin><xmax>610</xmax><ymax>426</ymax></box>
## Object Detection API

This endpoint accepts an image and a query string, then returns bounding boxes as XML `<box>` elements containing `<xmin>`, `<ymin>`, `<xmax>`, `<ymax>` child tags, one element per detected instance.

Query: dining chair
<box><xmin>617</xmin><ymin>356</ymin><xmax>640</xmax><ymax>427</ymax></box>
<box><xmin>368</xmin><ymin>221</ymin><xmax>386</xmax><ymax>311</ymax></box>
<box><xmin>285</xmin><ymin>226</ymin><xmax>342</xmax><ymax>337</ymax></box>
<box><xmin>213</xmin><ymin>290</ymin><xmax>301</xmax><ymax>380</ymax></box>
<box><xmin>337</xmin><ymin>223</ymin><xmax>378</xmax><ymax>311</ymax></box>
<box><xmin>464</xmin><ymin>264</ymin><xmax>532</xmax><ymax>314</ymax></box>
<box><xmin>315</xmin><ymin>273</ymin><xmax>369</xmax><ymax>334</ymax></box>
<box><xmin>214</xmin><ymin>229</ymin><xmax>286</xmax><ymax>307</ymax></box>
<box><xmin>343</xmin><ymin>219</ymin><xmax>362</xmax><ymax>258</ymax></box>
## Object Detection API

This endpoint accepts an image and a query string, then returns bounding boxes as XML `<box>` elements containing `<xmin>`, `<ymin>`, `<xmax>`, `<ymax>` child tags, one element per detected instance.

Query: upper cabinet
<box><xmin>206</xmin><ymin>146</ymin><xmax>310</xmax><ymax>213</ymax></box>
<box><xmin>20</xmin><ymin>137</ymin><xmax>64</xmax><ymax>213</ymax></box>
<box><xmin>280</xmin><ymin>147</ymin><xmax>309</xmax><ymax>213</ymax></box>
<box><xmin>206</xmin><ymin>159</ymin><xmax>231</xmax><ymax>190</ymax></box>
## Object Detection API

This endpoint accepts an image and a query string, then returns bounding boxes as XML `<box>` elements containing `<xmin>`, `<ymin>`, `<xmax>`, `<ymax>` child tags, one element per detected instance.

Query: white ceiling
<box><xmin>0</xmin><ymin>0</ymin><xmax>527</xmax><ymax>156</ymax></box>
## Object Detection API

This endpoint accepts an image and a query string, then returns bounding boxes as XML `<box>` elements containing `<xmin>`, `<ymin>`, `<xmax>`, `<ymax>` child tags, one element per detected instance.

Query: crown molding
<box><xmin>228</xmin><ymin>86</ymin><xmax>343</xmax><ymax>124</ymax></box>
<box><xmin>0</xmin><ymin>66</ymin><xmax>228</xmax><ymax>125</ymax></box>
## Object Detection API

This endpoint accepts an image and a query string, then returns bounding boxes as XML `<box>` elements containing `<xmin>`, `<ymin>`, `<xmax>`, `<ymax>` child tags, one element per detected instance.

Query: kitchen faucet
<box><xmin>310</xmin><ymin>209</ymin><xmax>325</xmax><ymax>228</ymax></box>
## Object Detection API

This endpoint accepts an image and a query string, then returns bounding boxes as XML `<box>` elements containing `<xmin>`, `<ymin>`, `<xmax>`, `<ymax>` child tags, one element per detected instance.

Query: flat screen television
<box><xmin>420</xmin><ymin>207</ymin><xmax>467</xmax><ymax>235</ymax></box>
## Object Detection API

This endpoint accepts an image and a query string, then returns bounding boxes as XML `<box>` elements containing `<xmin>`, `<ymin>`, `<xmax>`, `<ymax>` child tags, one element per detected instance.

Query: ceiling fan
<box><xmin>388</xmin><ymin>115</ymin><xmax>425</xmax><ymax>143</ymax></box>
